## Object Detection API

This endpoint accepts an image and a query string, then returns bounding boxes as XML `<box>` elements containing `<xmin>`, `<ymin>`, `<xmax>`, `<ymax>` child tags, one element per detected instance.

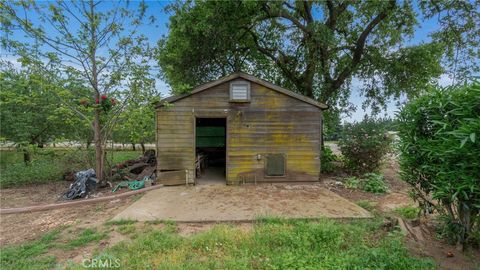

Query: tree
<box><xmin>0</xmin><ymin>62</ymin><xmax>67</xmax><ymax>163</ymax></box>
<box><xmin>2</xmin><ymin>1</ymin><xmax>154</xmax><ymax>182</ymax></box>
<box><xmin>157</xmin><ymin>0</ymin><xmax>478</xmax><ymax>112</ymax></box>
<box><xmin>114</xmin><ymin>64</ymin><xmax>159</xmax><ymax>153</ymax></box>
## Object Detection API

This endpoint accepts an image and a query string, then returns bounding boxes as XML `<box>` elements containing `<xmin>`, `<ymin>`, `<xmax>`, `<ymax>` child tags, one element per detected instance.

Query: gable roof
<box><xmin>156</xmin><ymin>72</ymin><xmax>328</xmax><ymax>109</ymax></box>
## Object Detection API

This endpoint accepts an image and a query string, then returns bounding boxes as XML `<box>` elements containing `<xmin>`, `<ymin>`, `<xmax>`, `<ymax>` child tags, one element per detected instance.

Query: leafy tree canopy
<box><xmin>157</xmin><ymin>0</ymin><xmax>479</xmax><ymax>114</ymax></box>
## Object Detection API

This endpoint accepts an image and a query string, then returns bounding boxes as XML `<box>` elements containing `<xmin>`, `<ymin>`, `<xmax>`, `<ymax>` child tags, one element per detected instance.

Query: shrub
<box><xmin>345</xmin><ymin>173</ymin><xmax>388</xmax><ymax>194</ymax></box>
<box><xmin>361</xmin><ymin>173</ymin><xmax>388</xmax><ymax>194</ymax></box>
<box><xmin>397</xmin><ymin>83</ymin><xmax>480</xmax><ymax>248</ymax></box>
<box><xmin>339</xmin><ymin>118</ymin><xmax>392</xmax><ymax>175</ymax></box>
<box><xmin>321</xmin><ymin>146</ymin><xmax>338</xmax><ymax>173</ymax></box>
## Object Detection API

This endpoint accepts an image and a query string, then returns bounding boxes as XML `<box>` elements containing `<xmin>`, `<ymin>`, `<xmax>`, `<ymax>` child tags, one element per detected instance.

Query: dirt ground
<box><xmin>0</xmin><ymin>182</ymin><xmax>137</xmax><ymax>246</ymax></box>
<box><xmin>1</xmin><ymin>159</ymin><xmax>479</xmax><ymax>269</ymax></box>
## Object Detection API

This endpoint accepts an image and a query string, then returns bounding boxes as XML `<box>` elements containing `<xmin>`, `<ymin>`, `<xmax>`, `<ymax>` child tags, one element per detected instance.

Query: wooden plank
<box><xmin>157</xmin><ymin>170</ymin><xmax>188</xmax><ymax>185</ymax></box>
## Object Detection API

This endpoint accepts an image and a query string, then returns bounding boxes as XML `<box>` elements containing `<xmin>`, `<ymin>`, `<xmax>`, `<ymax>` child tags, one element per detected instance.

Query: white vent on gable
<box><xmin>230</xmin><ymin>81</ymin><xmax>250</xmax><ymax>102</ymax></box>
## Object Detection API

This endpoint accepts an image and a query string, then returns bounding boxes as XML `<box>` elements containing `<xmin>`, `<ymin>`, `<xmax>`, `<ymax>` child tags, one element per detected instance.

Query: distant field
<box><xmin>0</xmin><ymin>149</ymin><xmax>142</xmax><ymax>188</ymax></box>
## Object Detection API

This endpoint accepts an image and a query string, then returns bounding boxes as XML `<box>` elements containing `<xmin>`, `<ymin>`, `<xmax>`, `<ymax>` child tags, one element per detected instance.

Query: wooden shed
<box><xmin>155</xmin><ymin>72</ymin><xmax>328</xmax><ymax>185</ymax></box>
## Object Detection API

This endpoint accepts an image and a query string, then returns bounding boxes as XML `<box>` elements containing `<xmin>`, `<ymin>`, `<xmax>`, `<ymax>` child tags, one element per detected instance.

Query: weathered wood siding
<box><xmin>156</xmin><ymin>110</ymin><xmax>195</xmax><ymax>185</ymax></box>
<box><xmin>156</xmin><ymin>80</ymin><xmax>322</xmax><ymax>184</ymax></box>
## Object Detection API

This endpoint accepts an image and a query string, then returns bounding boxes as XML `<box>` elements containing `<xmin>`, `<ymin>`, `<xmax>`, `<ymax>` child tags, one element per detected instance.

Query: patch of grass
<box><xmin>0</xmin><ymin>229</ymin><xmax>60</xmax><ymax>270</ymax></box>
<box><xmin>356</xmin><ymin>200</ymin><xmax>378</xmax><ymax>212</ymax></box>
<box><xmin>105</xmin><ymin>219</ymin><xmax>137</xmax><ymax>226</ymax></box>
<box><xmin>118</xmin><ymin>224</ymin><xmax>136</xmax><ymax>235</ymax></box>
<box><xmin>394</xmin><ymin>206</ymin><xmax>421</xmax><ymax>220</ymax></box>
<box><xmin>67</xmin><ymin>218</ymin><xmax>434</xmax><ymax>269</ymax></box>
<box><xmin>60</xmin><ymin>228</ymin><xmax>107</xmax><ymax>250</ymax></box>
<box><xmin>144</xmin><ymin>220</ymin><xmax>163</xmax><ymax>225</ymax></box>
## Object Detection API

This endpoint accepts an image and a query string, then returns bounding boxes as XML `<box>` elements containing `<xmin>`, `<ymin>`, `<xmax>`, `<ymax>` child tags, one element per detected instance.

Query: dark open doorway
<box><xmin>195</xmin><ymin>118</ymin><xmax>226</xmax><ymax>184</ymax></box>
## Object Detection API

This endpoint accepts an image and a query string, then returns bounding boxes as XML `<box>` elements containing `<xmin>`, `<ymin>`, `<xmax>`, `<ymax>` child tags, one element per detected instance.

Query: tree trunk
<box><xmin>131</xmin><ymin>143</ymin><xmax>136</xmax><ymax>151</ymax></box>
<box><xmin>23</xmin><ymin>148</ymin><xmax>31</xmax><ymax>165</ymax></box>
<box><xmin>140</xmin><ymin>142</ymin><xmax>145</xmax><ymax>154</ymax></box>
<box><xmin>93</xmin><ymin>109</ymin><xmax>104</xmax><ymax>182</ymax></box>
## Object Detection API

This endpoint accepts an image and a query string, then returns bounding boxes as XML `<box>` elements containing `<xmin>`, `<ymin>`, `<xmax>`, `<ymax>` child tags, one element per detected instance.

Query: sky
<box><xmin>0</xmin><ymin>0</ymin><xmax>455</xmax><ymax>123</ymax></box>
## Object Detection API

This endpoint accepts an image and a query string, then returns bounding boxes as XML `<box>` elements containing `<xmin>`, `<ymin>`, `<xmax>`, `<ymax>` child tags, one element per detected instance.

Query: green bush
<box><xmin>344</xmin><ymin>173</ymin><xmax>388</xmax><ymax>194</ymax></box>
<box><xmin>339</xmin><ymin>118</ymin><xmax>392</xmax><ymax>175</ymax></box>
<box><xmin>362</xmin><ymin>173</ymin><xmax>389</xmax><ymax>194</ymax></box>
<box><xmin>397</xmin><ymin>83</ymin><xmax>480</xmax><ymax>248</ymax></box>
<box><xmin>321</xmin><ymin>146</ymin><xmax>338</xmax><ymax>173</ymax></box>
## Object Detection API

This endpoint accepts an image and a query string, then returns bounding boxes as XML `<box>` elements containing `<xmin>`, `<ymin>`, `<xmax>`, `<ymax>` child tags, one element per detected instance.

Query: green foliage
<box><xmin>345</xmin><ymin>177</ymin><xmax>361</xmax><ymax>189</ymax></box>
<box><xmin>394</xmin><ymin>206</ymin><xmax>421</xmax><ymax>220</ymax></box>
<box><xmin>157</xmin><ymin>0</ymin><xmax>477</xmax><ymax>111</ymax></box>
<box><xmin>321</xmin><ymin>146</ymin><xmax>338</xmax><ymax>173</ymax></box>
<box><xmin>0</xmin><ymin>229</ymin><xmax>60</xmax><ymax>270</ymax></box>
<box><xmin>0</xmin><ymin>65</ymin><xmax>87</xmax><ymax>148</ymax></box>
<box><xmin>63</xmin><ymin>218</ymin><xmax>434</xmax><ymax>269</ymax></box>
<box><xmin>339</xmin><ymin>118</ymin><xmax>392</xmax><ymax>175</ymax></box>
<box><xmin>0</xmin><ymin>150</ymin><xmax>141</xmax><ymax>188</ymax></box>
<box><xmin>397</xmin><ymin>83</ymin><xmax>480</xmax><ymax>247</ymax></box>
<box><xmin>345</xmin><ymin>173</ymin><xmax>389</xmax><ymax>194</ymax></box>
<box><xmin>362</xmin><ymin>173</ymin><xmax>389</xmax><ymax>194</ymax></box>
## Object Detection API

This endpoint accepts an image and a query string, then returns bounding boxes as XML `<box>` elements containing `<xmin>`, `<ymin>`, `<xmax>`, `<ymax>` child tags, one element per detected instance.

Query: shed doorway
<box><xmin>195</xmin><ymin>118</ymin><xmax>226</xmax><ymax>184</ymax></box>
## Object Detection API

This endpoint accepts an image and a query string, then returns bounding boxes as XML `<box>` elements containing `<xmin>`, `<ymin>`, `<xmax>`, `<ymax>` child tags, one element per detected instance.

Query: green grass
<box><xmin>356</xmin><ymin>200</ymin><xmax>378</xmax><ymax>212</ymax></box>
<box><xmin>0</xmin><ymin>218</ymin><xmax>437</xmax><ymax>270</ymax></box>
<box><xmin>394</xmin><ymin>206</ymin><xmax>421</xmax><ymax>220</ymax></box>
<box><xmin>69</xmin><ymin>218</ymin><xmax>434</xmax><ymax>270</ymax></box>
<box><xmin>60</xmin><ymin>228</ymin><xmax>107</xmax><ymax>250</ymax></box>
<box><xmin>0</xmin><ymin>229</ymin><xmax>60</xmax><ymax>270</ymax></box>
<box><xmin>0</xmin><ymin>149</ymin><xmax>141</xmax><ymax>188</ymax></box>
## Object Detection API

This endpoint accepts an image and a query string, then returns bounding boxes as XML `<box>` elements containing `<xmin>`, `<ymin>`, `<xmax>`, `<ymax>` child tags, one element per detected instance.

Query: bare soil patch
<box><xmin>0</xmin><ymin>182</ymin><xmax>136</xmax><ymax>246</ymax></box>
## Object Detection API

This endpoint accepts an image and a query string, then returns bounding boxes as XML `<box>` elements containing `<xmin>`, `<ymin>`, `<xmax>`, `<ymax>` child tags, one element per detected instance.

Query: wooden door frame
<box><xmin>193</xmin><ymin>114</ymin><xmax>229</xmax><ymax>185</ymax></box>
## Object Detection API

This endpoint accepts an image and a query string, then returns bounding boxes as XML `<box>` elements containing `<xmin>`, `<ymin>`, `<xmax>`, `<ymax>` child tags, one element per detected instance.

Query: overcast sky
<box><xmin>1</xmin><ymin>1</ymin><xmax>455</xmax><ymax>123</ymax></box>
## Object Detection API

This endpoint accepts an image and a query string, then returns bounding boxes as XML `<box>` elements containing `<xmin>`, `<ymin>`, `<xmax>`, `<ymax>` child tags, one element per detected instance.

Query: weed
<box><xmin>64</xmin><ymin>218</ymin><xmax>434</xmax><ymax>269</ymax></box>
<box><xmin>356</xmin><ymin>200</ymin><xmax>378</xmax><ymax>212</ymax></box>
<box><xmin>345</xmin><ymin>177</ymin><xmax>360</xmax><ymax>189</ymax></box>
<box><xmin>362</xmin><ymin>173</ymin><xmax>388</xmax><ymax>193</ymax></box>
<box><xmin>344</xmin><ymin>173</ymin><xmax>388</xmax><ymax>194</ymax></box>
<box><xmin>394</xmin><ymin>206</ymin><xmax>420</xmax><ymax>220</ymax></box>
<box><xmin>60</xmin><ymin>228</ymin><xmax>107</xmax><ymax>250</ymax></box>
<box><xmin>105</xmin><ymin>219</ymin><xmax>137</xmax><ymax>226</ymax></box>
<box><xmin>118</xmin><ymin>224</ymin><xmax>136</xmax><ymax>235</ymax></box>
<box><xmin>0</xmin><ymin>229</ymin><xmax>60</xmax><ymax>270</ymax></box>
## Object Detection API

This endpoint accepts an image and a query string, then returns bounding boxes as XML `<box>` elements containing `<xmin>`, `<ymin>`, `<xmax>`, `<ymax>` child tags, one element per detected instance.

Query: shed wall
<box><xmin>156</xmin><ymin>81</ymin><xmax>322</xmax><ymax>185</ymax></box>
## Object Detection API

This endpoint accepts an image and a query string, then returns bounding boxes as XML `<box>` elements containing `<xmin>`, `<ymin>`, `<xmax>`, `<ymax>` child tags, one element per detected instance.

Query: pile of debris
<box><xmin>110</xmin><ymin>149</ymin><xmax>156</xmax><ymax>181</ymax></box>
<box><xmin>63</xmin><ymin>150</ymin><xmax>157</xmax><ymax>200</ymax></box>
<box><xmin>63</xmin><ymin>168</ymin><xmax>99</xmax><ymax>200</ymax></box>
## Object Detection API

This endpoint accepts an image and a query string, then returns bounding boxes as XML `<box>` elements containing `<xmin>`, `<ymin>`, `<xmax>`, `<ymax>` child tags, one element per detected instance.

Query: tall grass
<box><xmin>0</xmin><ymin>149</ymin><xmax>141</xmax><ymax>188</ymax></box>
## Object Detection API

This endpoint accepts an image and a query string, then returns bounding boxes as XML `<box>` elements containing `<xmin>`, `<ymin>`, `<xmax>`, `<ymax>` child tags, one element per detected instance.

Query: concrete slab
<box><xmin>113</xmin><ymin>183</ymin><xmax>372</xmax><ymax>222</ymax></box>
